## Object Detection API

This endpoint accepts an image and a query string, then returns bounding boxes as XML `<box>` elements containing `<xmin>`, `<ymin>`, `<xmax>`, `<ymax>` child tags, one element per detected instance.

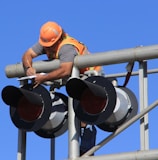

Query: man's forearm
<box><xmin>22</xmin><ymin>54</ymin><xmax>32</xmax><ymax>68</ymax></box>
<box><xmin>22</xmin><ymin>48</ymin><xmax>37</xmax><ymax>68</ymax></box>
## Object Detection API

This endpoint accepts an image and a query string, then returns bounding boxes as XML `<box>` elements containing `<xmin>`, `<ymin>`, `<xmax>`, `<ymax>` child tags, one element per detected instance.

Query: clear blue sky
<box><xmin>0</xmin><ymin>0</ymin><xmax>158</xmax><ymax>160</ymax></box>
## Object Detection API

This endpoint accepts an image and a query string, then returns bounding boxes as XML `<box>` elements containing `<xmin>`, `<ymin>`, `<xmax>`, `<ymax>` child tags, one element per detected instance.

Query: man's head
<box><xmin>39</xmin><ymin>21</ymin><xmax>62</xmax><ymax>47</ymax></box>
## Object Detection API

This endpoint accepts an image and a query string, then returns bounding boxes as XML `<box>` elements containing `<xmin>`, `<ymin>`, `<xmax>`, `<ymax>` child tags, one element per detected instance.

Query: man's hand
<box><xmin>26</xmin><ymin>67</ymin><xmax>36</xmax><ymax>76</ymax></box>
<box><xmin>33</xmin><ymin>73</ymin><xmax>46</xmax><ymax>88</ymax></box>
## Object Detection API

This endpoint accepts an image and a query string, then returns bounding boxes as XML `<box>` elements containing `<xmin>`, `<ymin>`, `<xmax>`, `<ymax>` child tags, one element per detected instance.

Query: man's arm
<box><xmin>22</xmin><ymin>48</ymin><xmax>38</xmax><ymax>75</ymax></box>
<box><xmin>45</xmin><ymin>62</ymin><xmax>73</xmax><ymax>80</ymax></box>
<box><xmin>34</xmin><ymin>62</ymin><xmax>73</xmax><ymax>85</ymax></box>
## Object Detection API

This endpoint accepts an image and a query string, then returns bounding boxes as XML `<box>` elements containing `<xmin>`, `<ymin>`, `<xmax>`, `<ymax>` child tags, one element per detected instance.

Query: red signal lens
<box><xmin>17</xmin><ymin>96</ymin><xmax>43</xmax><ymax>122</ymax></box>
<box><xmin>80</xmin><ymin>89</ymin><xmax>107</xmax><ymax>114</ymax></box>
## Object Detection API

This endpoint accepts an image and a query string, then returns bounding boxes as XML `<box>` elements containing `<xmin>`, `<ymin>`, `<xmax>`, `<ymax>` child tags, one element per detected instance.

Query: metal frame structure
<box><xmin>4</xmin><ymin>44</ymin><xmax>158</xmax><ymax>160</ymax></box>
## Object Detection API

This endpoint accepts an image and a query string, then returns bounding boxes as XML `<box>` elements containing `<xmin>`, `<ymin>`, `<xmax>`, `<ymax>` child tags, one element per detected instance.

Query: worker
<box><xmin>22</xmin><ymin>21</ymin><xmax>101</xmax><ymax>155</ymax></box>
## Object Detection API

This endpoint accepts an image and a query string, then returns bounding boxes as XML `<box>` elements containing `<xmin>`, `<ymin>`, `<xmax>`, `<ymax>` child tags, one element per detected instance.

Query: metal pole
<box><xmin>68</xmin><ymin>66</ymin><xmax>80</xmax><ymax>159</ymax></box>
<box><xmin>50</xmin><ymin>138</ymin><xmax>55</xmax><ymax>160</ymax></box>
<box><xmin>139</xmin><ymin>61</ymin><xmax>149</xmax><ymax>150</ymax></box>
<box><xmin>17</xmin><ymin>80</ymin><xmax>27</xmax><ymax>160</ymax></box>
<box><xmin>17</xmin><ymin>130</ymin><xmax>26</xmax><ymax>160</ymax></box>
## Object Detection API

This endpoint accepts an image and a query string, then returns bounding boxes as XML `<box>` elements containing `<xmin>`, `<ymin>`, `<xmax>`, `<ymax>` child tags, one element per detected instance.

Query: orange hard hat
<box><xmin>39</xmin><ymin>21</ymin><xmax>62</xmax><ymax>47</ymax></box>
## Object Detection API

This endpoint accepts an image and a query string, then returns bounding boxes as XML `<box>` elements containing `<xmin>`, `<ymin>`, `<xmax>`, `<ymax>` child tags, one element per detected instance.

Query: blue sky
<box><xmin>0</xmin><ymin>0</ymin><xmax>158</xmax><ymax>159</ymax></box>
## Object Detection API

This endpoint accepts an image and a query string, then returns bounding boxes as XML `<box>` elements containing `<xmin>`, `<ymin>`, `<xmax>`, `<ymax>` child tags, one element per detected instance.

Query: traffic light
<box><xmin>66</xmin><ymin>76</ymin><xmax>117</xmax><ymax>124</ymax></box>
<box><xmin>1</xmin><ymin>84</ymin><xmax>68</xmax><ymax>138</ymax></box>
<box><xmin>66</xmin><ymin>76</ymin><xmax>138</xmax><ymax>131</ymax></box>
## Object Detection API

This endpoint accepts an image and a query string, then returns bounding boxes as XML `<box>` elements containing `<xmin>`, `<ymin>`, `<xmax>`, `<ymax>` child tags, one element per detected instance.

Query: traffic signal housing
<box><xmin>66</xmin><ymin>76</ymin><xmax>138</xmax><ymax>131</ymax></box>
<box><xmin>66</xmin><ymin>76</ymin><xmax>117</xmax><ymax>125</ymax></box>
<box><xmin>1</xmin><ymin>84</ymin><xmax>68</xmax><ymax>138</ymax></box>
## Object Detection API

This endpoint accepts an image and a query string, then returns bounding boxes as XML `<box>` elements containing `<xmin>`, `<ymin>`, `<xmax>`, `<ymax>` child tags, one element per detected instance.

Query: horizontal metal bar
<box><xmin>105</xmin><ymin>68</ymin><xmax>158</xmax><ymax>78</ymax></box>
<box><xmin>5</xmin><ymin>60</ymin><xmax>60</xmax><ymax>78</ymax></box>
<box><xmin>5</xmin><ymin>44</ymin><xmax>158</xmax><ymax>78</ymax></box>
<box><xmin>74</xmin><ymin>149</ymin><xmax>158</xmax><ymax>160</ymax></box>
<box><xmin>74</xmin><ymin>44</ymin><xmax>158</xmax><ymax>69</ymax></box>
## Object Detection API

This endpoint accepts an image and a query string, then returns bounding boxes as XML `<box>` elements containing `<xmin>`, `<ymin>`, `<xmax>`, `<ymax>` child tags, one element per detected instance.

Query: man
<box><xmin>22</xmin><ymin>21</ymin><xmax>100</xmax><ymax>155</ymax></box>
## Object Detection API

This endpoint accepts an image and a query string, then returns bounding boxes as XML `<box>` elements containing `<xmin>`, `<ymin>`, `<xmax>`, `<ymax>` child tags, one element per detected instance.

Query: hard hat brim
<box><xmin>39</xmin><ymin>37</ymin><xmax>58</xmax><ymax>47</ymax></box>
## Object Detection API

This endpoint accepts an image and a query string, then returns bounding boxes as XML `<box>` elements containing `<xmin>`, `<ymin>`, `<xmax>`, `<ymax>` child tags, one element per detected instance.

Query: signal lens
<box><xmin>17</xmin><ymin>96</ymin><xmax>43</xmax><ymax>122</ymax></box>
<box><xmin>80</xmin><ymin>89</ymin><xmax>107</xmax><ymax>114</ymax></box>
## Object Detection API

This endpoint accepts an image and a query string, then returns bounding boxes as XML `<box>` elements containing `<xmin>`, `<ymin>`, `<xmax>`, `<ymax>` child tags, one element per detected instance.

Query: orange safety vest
<box><xmin>55</xmin><ymin>34</ymin><xmax>101</xmax><ymax>74</ymax></box>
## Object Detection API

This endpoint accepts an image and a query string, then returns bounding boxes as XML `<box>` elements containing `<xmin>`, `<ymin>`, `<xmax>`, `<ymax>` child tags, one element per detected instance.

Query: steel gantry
<box><xmin>4</xmin><ymin>44</ymin><xmax>158</xmax><ymax>160</ymax></box>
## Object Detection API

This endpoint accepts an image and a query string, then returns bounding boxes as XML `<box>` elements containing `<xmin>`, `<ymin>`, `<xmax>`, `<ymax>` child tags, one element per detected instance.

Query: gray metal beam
<box><xmin>5</xmin><ymin>60</ymin><xmax>60</xmax><ymax>78</ymax></box>
<box><xmin>74</xmin><ymin>149</ymin><xmax>158</xmax><ymax>160</ymax></box>
<box><xmin>74</xmin><ymin>44</ymin><xmax>158</xmax><ymax>68</ymax></box>
<box><xmin>5</xmin><ymin>44</ymin><xmax>158</xmax><ymax>78</ymax></box>
<box><xmin>105</xmin><ymin>68</ymin><xmax>158</xmax><ymax>78</ymax></box>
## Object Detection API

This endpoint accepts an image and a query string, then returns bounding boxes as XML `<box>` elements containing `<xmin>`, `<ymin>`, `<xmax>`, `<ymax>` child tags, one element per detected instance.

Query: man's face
<box><xmin>44</xmin><ymin>41</ymin><xmax>59</xmax><ymax>59</ymax></box>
